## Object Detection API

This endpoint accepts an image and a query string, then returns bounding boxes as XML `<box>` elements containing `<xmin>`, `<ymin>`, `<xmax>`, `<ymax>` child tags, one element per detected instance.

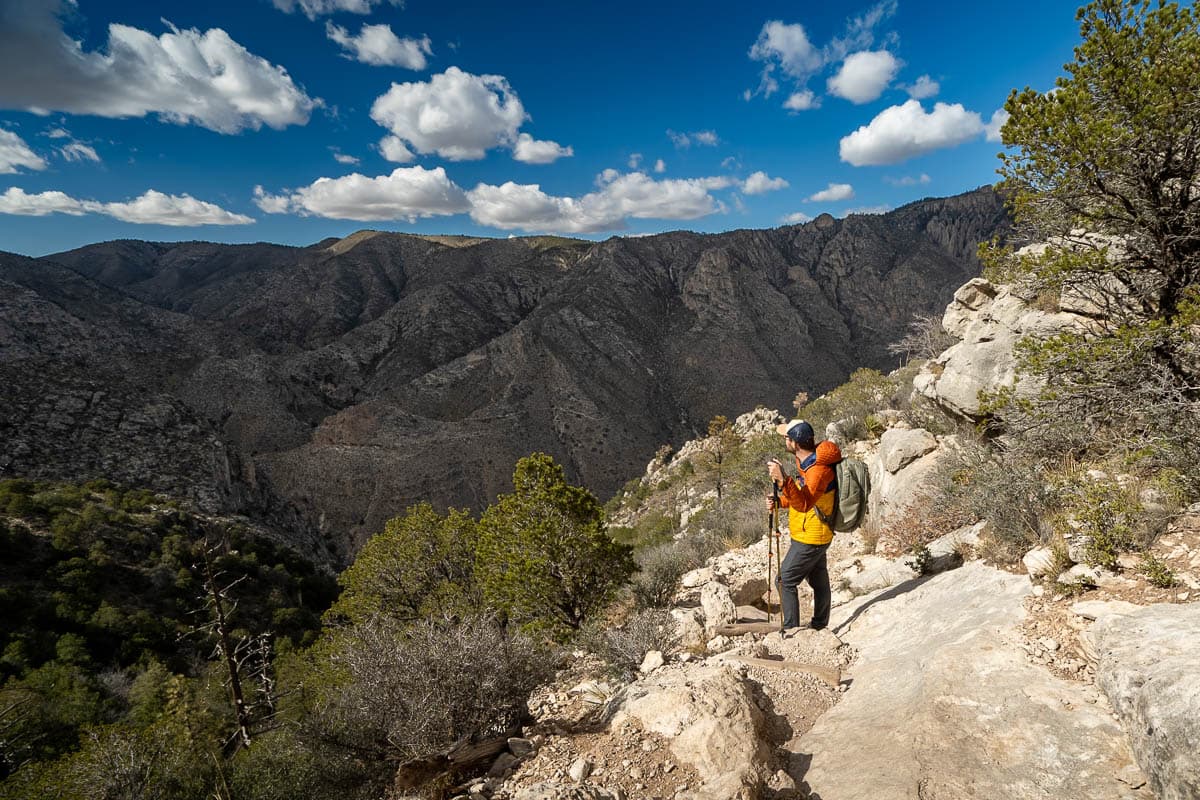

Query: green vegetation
<box><xmin>982</xmin><ymin>0</ymin><xmax>1200</xmax><ymax>486</ymax></box>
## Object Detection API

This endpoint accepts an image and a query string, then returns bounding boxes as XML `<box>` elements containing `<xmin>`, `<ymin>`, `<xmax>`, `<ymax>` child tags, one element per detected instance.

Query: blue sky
<box><xmin>0</xmin><ymin>0</ymin><xmax>1083</xmax><ymax>255</ymax></box>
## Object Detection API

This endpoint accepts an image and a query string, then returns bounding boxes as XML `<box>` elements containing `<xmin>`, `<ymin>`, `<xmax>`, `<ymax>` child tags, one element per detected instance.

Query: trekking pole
<box><xmin>766</xmin><ymin>485</ymin><xmax>775</xmax><ymax>625</ymax></box>
<box><xmin>772</xmin><ymin>483</ymin><xmax>783</xmax><ymax>633</ymax></box>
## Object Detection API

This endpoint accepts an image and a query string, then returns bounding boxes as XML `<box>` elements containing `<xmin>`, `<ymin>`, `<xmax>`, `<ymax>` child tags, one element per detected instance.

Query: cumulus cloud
<box><xmin>0</xmin><ymin>1</ymin><xmax>317</xmax><ymax>134</ymax></box>
<box><xmin>743</xmin><ymin>171</ymin><xmax>789</xmax><ymax>195</ymax></box>
<box><xmin>326</xmin><ymin>23</ymin><xmax>431</xmax><ymax>69</ymax></box>
<box><xmin>844</xmin><ymin>204</ymin><xmax>891</xmax><ymax>215</ymax></box>
<box><xmin>806</xmin><ymin>182</ymin><xmax>855</xmax><ymax>202</ymax></box>
<box><xmin>905</xmin><ymin>75</ymin><xmax>940</xmax><ymax>99</ymax></box>
<box><xmin>369</xmin><ymin>67</ymin><xmax>568</xmax><ymax>163</ymax></box>
<box><xmin>783</xmin><ymin>90</ymin><xmax>820</xmax><ymax>112</ymax></box>
<box><xmin>654</xmin><ymin>159</ymin><xmax>666</xmax><ymax>173</ymax></box>
<box><xmin>258</xmin><ymin>165</ymin><xmax>471</xmax><ymax>221</ymax></box>
<box><xmin>748</xmin><ymin>1</ymin><xmax>897</xmax><ymax>101</ymax></box>
<box><xmin>628</xmin><ymin>153</ymin><xmax>643</xmax><ymax>169</ymax></box>
<box><xmin>781</xmin><ymin>211</ymin><xmax>812</xmax><ymax>224</ymax></box>
<box><xmin>378</xmin><ymin>135</ymin><xmax>415</xmax><ymax>163</ymax></box>
<box><xmin>839</xmin><ymin>99</ymin><xmax>985</xmax><ymax>166</ymax></box>
<box><xmin>273</xmin><ymin>0</ymin><xmax>400</xmax><ymax>20</ymax></box>
<box><xmin>0</xmin><ymin>130</ymin><xmax>47</xmax><ymax>174</ymax></box>
<box><xmin>333</xmin><ymin>151</ymin><xmax>359</xmax><ymax>165</ymax></box>
<box><xmin>254</xmin><ymin>165</ymin><xmax>739</xmax><ymax>233</ymax></box>
<box><xmin>59</xmin><ymin>142</ymin><xmax>101</xmax><ymax>163</ymax></box>
<box><xmin>827</xmin><ymin>50</ymin><xmax>900</xmax><ymax>104</ymax></box>
<box><xmin>883</xmin><ymin>173</ymin><xmax>931</xmax><ymax>187</ymax></box>
<box><xmin>985</xmin><ymin>108</ymin><xmax>1010</xmax><ymax>142</ymax></box>
<box><xmin>468</xmin><ymin>171</ymin><xmax>733</xmax><ymax>233</ymax></box>
<box><xmin>512</xmin><ymin>133</ymin><xmax>573</xmax><ymax>164</ymax></box>
<box><xmin>0</xmin><ymin>187</ymin><xmax>84</xmax><ymax>215</ymax></box>
<box><xmin>44</xmin><ymin>127</ymin><xmax>70</xmax><ymax>140</ymax></box>
<box><xmin>667</xmin><ymin>129</ymin><xmax>719</xmax><ymax>149</ymax></box>
<box><xmin>0</xmin><ymin>186</ymin><xmax>253</xmax><ymax>225</ymax></box>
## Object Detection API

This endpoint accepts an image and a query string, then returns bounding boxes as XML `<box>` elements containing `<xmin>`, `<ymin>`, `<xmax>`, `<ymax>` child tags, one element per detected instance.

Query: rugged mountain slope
<box><xmin>1</xmin><ymin>187</ymin><xmax>1008</xmax><ymax>552</ymax></box>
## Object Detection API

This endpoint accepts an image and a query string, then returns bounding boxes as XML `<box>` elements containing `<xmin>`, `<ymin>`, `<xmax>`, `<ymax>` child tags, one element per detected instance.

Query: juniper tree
<box><xmin>475</xmin><ymin>454</ymin><xmax>633</xmax><ymax>635</ymax></box>
<box><xmin>987</xmin><ymin>0</ymin><xmax>1200</xmax><ymax>477</ymax></box>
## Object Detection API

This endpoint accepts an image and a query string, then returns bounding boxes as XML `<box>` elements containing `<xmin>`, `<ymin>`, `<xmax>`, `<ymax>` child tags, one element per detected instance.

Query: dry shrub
<box><xmin>582</xmin><ymin>609</ymin><xmax>679</xmax><ymax>673</ymax></box>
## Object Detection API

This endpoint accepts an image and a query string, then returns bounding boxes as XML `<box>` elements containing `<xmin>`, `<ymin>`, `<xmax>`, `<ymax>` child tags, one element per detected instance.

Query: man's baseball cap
<box><xmin>775</xmin><ymin>418</ymin><xmax>815</xmax><ymax>448</ymax></box>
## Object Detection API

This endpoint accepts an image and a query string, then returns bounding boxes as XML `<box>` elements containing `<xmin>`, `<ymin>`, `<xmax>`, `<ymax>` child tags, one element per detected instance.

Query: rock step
<box><xmin>714</xmin><ymin>621</ymin><xmax>780</xmax><ymax>636</ymax></box>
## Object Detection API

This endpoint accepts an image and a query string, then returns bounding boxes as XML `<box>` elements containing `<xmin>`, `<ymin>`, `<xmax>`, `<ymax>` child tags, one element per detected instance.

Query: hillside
<box><xmin>1</xmin><ymin>187</ymin><xmax>1008</xmax><ymax>552</ymax></box>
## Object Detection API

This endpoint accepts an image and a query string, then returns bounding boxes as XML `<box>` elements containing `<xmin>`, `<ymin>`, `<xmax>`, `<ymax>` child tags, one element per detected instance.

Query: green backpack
<box><xmin>814</xmin><ymin>458</ymin><xmax>871</xmax><ymax>533</ymax></box>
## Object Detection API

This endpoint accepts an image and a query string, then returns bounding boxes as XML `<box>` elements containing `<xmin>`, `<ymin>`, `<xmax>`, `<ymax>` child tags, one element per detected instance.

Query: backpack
<box><xmin>814</xmin><ymin>458</ymin><xmax>871</xmax><ymax>533</ymax></box>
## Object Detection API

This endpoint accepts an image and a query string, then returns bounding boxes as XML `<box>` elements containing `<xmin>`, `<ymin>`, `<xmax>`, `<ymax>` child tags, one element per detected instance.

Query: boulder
<box><xmin>1087</xmin><ymin>603</ymin><xmax>1200</xmax><ymax>800</ymax></box>
<box><xmin>611</xmin><ymin>664</ymin><xmax>771</xmax><ymax>800</ymax></box>
<box><xmin>1022</xmin><ymin>546</ymin><xmax>1057</xmax><ymax>578</ymax></box>
<box><xmin>802</xmin><ymin>563</ymin><xmax>1148</xmax><ymax>800</ymax></box>
<box><xmin>700</xmin><ymin>581</ymin><xmax>736</xmax><ymax>637</ymax></box>
<box><xmin>639</xmin><ymin>650</ymin><xmax>665</xmax><ymax>674</ymax></box>
<box><xmin>670</xmin><ymin>608</ymin><xmax>705</xmax><ymax>651</ymax></box>
<box><xmin>879</xmin><ymin>427</ymin><xmax>938</xmax><ymax>474</ymax></box>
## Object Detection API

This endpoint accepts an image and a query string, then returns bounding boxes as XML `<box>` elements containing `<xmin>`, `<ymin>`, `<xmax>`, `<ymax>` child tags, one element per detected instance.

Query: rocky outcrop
<box><xmin>1087</xmin><ymin>603</ymin><xmax>1200</xmax><ymax>800</ymax></box>
<box><xmin>610</xmin><ymin>664</ymin><xmax>772</xmax><ymax>800</ymax></box>
<box><xmin>913</xmin><ymin>277</ymin><xmax>1093</xmax><ymax>419</ymax></box>
<box><xmin>3</xmin><ymin>189</ymin><xmax>1008</xmax><ymax>552</ymax></box>
<box><xmin>801</xmin><ymin>563</ymin><xmax>1151</xmax><ymax>800</ymax></box>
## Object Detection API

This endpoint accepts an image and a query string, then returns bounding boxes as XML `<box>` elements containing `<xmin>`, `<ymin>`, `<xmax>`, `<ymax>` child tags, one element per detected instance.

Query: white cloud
<box><xmin>806</xmin><ymin>182</ymin><xmax>855</xmax><ymax>202</ymax></box>
<box><xmin>748</xmin><ymin>2</ymin><xmax>897</xmax><ymax>100</ymax></box>
<box><xmin>654</xmin><ymin>159</ymin><xmax>666</xmax><ymax>173</ymax></box>
<box><xmin>44</xmin><ymin>127</ymin><xmax>70</xmax><ymax>139</ymax></box>
<box><xmin>749</xmin><ymin>21</ymin><xmax>822</xmax><ymax>81</ymax></box>
<box><xmin>743</xmin><ymin>171</ymin><xmax>789</xmax><ymax>195</ymax></box>
<box><xmin>468</xmin><ymin>171</ymin><xmax>734</xmax><ymax>233</ymax></box>
<box><xmin>512</xmin><ymin>133</ymin><xmax>573</xmax><ymax>164</ymax></box>
<box><xmin>370</xmin><ymin>67</ymin><xmax>568</xmax><ymax>163</ymax></box>
<box><xmin>378</xmin><ymin>135</ymin><xmax>415</xmax><ymax>163</ymax></box>
<box><xmin>985</xmin><ymin>108</ymin><xmax>1010</xmax><ymax>142</ymax></box>
<box><xmin>781</xmin><ymin>211</ymin><xmax>812</xmax><ymax>224</ymax></box>
<box><xmin>0</xmin><ymin>130</ymin><xmax>47</xmax><ymax>174</ymax></box>
<box><xmin>273</xmin><ymin>0</ymin><xmax>400</xmax><ymax>20</ymax></box>
<box><xmin>827</xmin><ymin>50</ymin><xmax>900</xmax><ymax>104</ymax></box>
<box><xmin>883</xmin><ymin>173</ymin><xmax>931</xmax><ymax>187</ymax></box>
<box><xmin>839</xmin><ymin>99</ymin><xmax>985</xmax><ymax>166</ymax></box>
<box><xmin>905</xmin><ymin>75</ymin><xmax>940</xmax><ymax>99</ymax></box>
<box><xmin>333</xmin><ymin>152</ymin><xmax>360</xmax><ymax>165</ymax></box>
<box><xmin>59</xmin><ymin>142</ymin><xmax>101</xmax><ymax>163</ymax></box>
<box><xmin>260</xmin><ymin>165</ymin><xmax>471</xmax><ymax>221</ymax></box>
<box><xmin>628</xmin><ymin>153</ymin><xmax>643</xmax><ymax>169</ymax></box>
<box><xmin>783</xmin><ymin>90</ymin><xmax>820</xmax><ymax>111</ymax></box>
<box><xmin>101</xmin><ymin>190</ymin><xmax>254</xmax><ymax>226</ymax></box>
<box><xmin>253</xmin><ymin>185</ymin><xmax>291</xmax><ymax>214</ymax></box>
<box><xmin>0</xmin><ymin>186</ymin><xmax>253</xmax><ymax>225</ymax></box>
<box><xmin>0</xmin><ymin>1</ymin><xmax>317</xmax><ymax>134</ymax></box>
<box><xmin>0</xmin><ymin>187</ymin><xmax>84</xmax><ymax>215</ymax></box>
<box><xmin>667</xmin><ymin>129</ymin><xmax>719</xmax><ymax>149</ymax></box>
<box><xmin>326</xmin><ymin>23</ymin><xmax>431</xmax><ymax>69</ymax></box>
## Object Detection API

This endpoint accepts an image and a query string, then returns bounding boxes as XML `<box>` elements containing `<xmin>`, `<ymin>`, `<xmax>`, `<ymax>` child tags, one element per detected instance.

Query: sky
<box><xmin>0</xmin><ymin>0</ymin><xmax>1085</xmax><ymax>256</ymax></box>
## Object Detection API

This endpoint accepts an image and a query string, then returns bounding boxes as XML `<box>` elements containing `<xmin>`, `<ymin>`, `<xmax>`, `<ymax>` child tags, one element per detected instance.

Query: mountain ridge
<box><xmin>1</xmin><ymin>186</ymin><xmax>1009</xmax><ymax>553</ymax></box>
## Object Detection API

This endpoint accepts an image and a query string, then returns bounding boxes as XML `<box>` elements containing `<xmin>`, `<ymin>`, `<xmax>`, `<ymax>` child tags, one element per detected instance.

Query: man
<box><xmin>766</xmin><ymin>419</ymin><xmax>842</xmax><ymax>631</ymax></box>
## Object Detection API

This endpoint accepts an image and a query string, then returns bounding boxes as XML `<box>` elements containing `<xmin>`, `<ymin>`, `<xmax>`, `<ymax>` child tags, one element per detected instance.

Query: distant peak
<box><xmin>813</xmin><ymin>213</ymin><xmax>836</xmax><ymax>228</ymax></box>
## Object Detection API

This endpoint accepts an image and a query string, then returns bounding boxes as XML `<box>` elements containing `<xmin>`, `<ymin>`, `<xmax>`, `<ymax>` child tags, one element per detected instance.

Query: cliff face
<box><xmin>0</xmin><ymin>187</ymin><xmax>1008</xmax><ymax>552</ymax></box>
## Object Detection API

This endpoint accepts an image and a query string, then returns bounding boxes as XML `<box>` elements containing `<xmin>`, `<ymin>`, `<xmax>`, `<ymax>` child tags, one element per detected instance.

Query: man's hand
<box><xmin>765</xmin><ymin>496</ymin><xmax>777</xmax><ymax>512</ymax></box>
<box><xmin>767</xmin><ymin>458</ymin><xmax>785</xmax><ymax>485</ymax></box>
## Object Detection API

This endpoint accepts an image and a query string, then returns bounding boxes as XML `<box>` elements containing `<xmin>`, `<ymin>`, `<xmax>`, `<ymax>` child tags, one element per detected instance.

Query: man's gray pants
<box><xmin>778</xmin><ymin>539</ymin><xmax>831</xmax><ymax>629</ymax></box>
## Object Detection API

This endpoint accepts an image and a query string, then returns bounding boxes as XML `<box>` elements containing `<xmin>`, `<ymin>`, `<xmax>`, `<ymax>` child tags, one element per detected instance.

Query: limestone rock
<box><xmin>1087</xmin><ymin>603</ymin><xmax>1200</xmax><ymax>800</ymax></box>
<box><xmin>803</xmin><ymin>563</ymin><xmax>1147</xmax><ymax>799</ymax></box>
<box><xmin>700</xmin><ymin>582</ymin><xmax>736</xmax><ymax>637</ymax></box>
<box><xmin>1022</xmin><ymin>546</ymin><xmax>1057</xmax><ymax>578</ymax></box>
<box><xmin>670</xmin><ymin>608</ymin><xmax>705</xmax><ymax>651</ymax></box>
<box><xmin>639</xmin><ymin>650</ymin><xmax>665</xmax><ymax>674</ymax></box>
<box><xmin>611</xmin><ymin>664</ymin><xmax>771</xmax><ymax>800</ymax></box>
<box><xmin>879</xmin><ymin>427</ymin><xmax>938</xmax><ymax>474</ymax></box>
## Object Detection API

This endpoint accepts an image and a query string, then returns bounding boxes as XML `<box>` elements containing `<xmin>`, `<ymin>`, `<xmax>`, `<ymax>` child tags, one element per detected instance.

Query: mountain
<box><xmin>0</xmin><ymin>187</ymin><xmax>1009</xmax><ymax>554</ymax></box>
